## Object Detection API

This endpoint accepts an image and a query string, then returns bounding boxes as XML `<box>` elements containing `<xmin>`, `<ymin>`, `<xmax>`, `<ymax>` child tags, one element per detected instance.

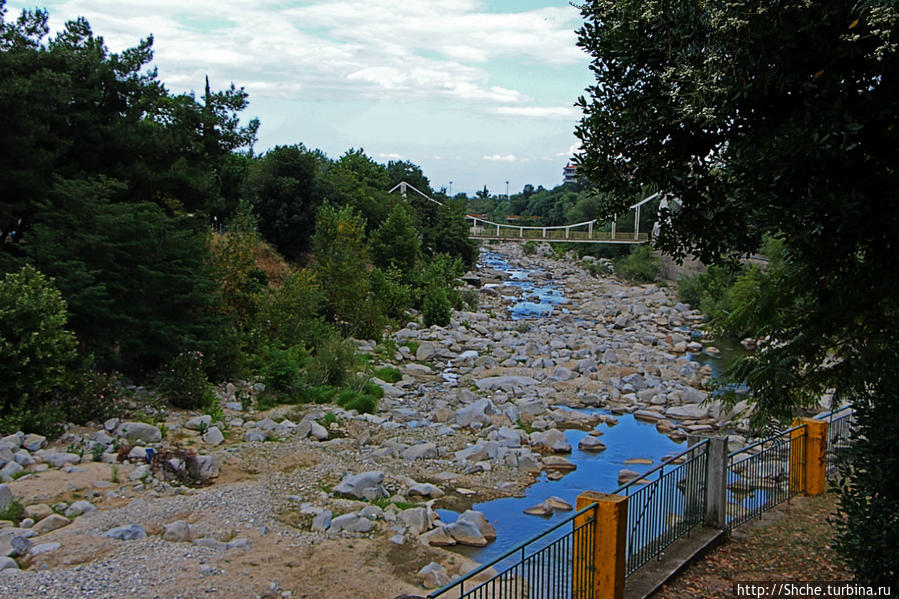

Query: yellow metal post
<box><xmin>789</xmin><ymin>418</ymin><xmax>829</xmax><ymax>495</ymax></box>
<box><xmin>575</xmin><ymin>491</ymin><xmax>628</xmax><ymax>599</ymax></box>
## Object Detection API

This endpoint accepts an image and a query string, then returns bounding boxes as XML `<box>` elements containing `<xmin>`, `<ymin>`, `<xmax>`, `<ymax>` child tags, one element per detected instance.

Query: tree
<box><xmin>368</xmin><ymin>202</ymin><xmax>421</xmax><ymax>274</ymax></box>
<box><xmin>0</xmin><ymin>265</ymin><xmax>76</xmax><ymax>425</ymax></box>
<box><xmin>575</xmin><ymin>0</ymin><xmax>898</xmax><ymax>583</ymax></box>
<box><xmin>244</xmin><ymin>144</ymin><xmax>328</xmax><ymax>261</ymax></box>
<box><xmin>431</xmin><ymin>197</ymin><xmax>479</xmax><ymax>270</ymax></box>
<box><xmin>312</xmin><ymin>202</ymin><xmax>380</xmax><ymax>338</ymax></box>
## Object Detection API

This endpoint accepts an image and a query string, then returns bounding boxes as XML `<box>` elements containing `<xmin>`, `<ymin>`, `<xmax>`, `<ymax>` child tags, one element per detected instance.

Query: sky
<box><xmin>7</xmin><ymin>0</ymin><xmax>594</xmax><ymax>195</ymax></box>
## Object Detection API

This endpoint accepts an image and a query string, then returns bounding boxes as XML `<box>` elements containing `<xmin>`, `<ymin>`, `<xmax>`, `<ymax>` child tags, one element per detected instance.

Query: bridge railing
<box><xmin>426</xmin><ymin>503</ymin><xmax>599</xmax><ymax>599</ymax></box>
<box><xmin>615</xmin><ymin>440</ymin><xmax>710</xmax><ymax>577</ymax></box>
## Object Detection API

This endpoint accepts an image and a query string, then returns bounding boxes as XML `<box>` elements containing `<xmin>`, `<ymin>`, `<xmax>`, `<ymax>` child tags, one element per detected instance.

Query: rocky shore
<box><xmin>0</xmin><ymin>243</ymin><xmax>755</xmax><ymax>599</ymax></box>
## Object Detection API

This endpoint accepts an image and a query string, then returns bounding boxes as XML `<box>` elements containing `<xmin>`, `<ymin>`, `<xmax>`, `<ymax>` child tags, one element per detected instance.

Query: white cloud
<box><xmin>483</xmin><ymin>154</ymin><xmax>519</xmax><ymax>162</ymax></box>
<box><xmin>20</xmin><ymin>0</ymin><xmax>583</xmax><ymax>108</ymax></box>
<box><xmin>493</xmin><ymin>106</ymin><xmax>579</xmax><ymax>119</ymax></box>
<box><xmin>377</xmin><ymin>152</ymin><xmax>403</xmax><ymax>160</ymax></box>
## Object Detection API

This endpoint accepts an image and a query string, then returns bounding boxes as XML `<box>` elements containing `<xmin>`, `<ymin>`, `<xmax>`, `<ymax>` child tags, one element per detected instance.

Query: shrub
<box><xmin>295</xmin><ymin>385</ymin><xmax>336</xmax><ymax>405</ymax></box>
<box><xmin>374</xmin><ymin>366</ymin><xmax>402</xmax><ymax>384</ymax></box>
<box><xmin>613</xmin><ymin>245</ymin><xmax>661</xmax><ymax>283</ymax></box>
<box><xmin>335</xmin><ymin>389</ymin><xmax>377</xmax><ymax>414</ymax></box>
<box><xmin>421</xmin><ymin>284</ymin><xmax>452</xmax><ymax>327</ymax></box>
<box><xmin>68</xmin><ymin>369</ymin><xmax>129</xmax><ymax>424</ymax></box>
<box><xmin>370</xmin><ymin>267</ymin><xmax>413</xmax><ymax>321</ymax></box>
<box><xmin>305</xmin><ymin>335</ymin><xmax>358</xmax><ymax>388</ymax></box>
<box><xmin>253</xmin><ymin>269</ymin><xmax>323</xmax><ymax>349</ymax></box>
<box><xmin>156</xmin><ymin>351</ymin><xmax>216</xmax><ymax>410</ymax></box>
<box><xmin>257</xmin><ymin>344</ymin><xmax>308</xmax><ymax>402</ymax></box>
<box><xmin>522</xmin><ymin>241</ymin><xmax>538</xmax><ymax>255</ymax></box>
<box><xmin>0</xmin><ymin>265</ymin><xmax>77</xmax><ymax>431</ymax></box>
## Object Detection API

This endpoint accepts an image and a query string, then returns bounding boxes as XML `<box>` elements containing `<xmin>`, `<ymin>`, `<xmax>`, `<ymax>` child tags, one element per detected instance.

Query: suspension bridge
<box><xmin>389</xmin><ymin>182</ymin><xmax>668</xmax><ymax>245</ymax></box>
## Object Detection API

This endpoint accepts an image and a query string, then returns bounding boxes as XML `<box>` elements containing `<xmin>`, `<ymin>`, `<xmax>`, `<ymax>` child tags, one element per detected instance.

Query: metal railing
<box><xmin>726</xmin><ymin>425</ymin><xmax>806</xmax><ymax>529</ymax></box>
<box><xmin>427</xmin><ymin>503</ymin><xmax>598</xmax><ymax>599</ymax></box>
<box><xmin>815</xmin><ymin>406</ymin><xmax>855</xmax><ymax>479</ymax></box>
<box><xmin>614</xmin><ymin>440</ymin><xmax>709</xmax><ymax>577</ymax></box>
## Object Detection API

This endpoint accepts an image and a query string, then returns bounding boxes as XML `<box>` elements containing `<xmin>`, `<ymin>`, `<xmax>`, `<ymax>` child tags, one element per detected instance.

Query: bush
<box><xmin>253</xmin><ymin>269</ymin><xmax>323</xmax><ymax>349</ymax></box>
<box><xmin>68</xmin><ymin>369</ymin><xmax>129</xmax><ymax>424</ymax></box>
<box><xmin>370</xmin><ymin>267</ymin><xmax>413</xmax><ymax>321</ymax></box>
<box><xmin>295</xmin><ymin>385</ymin><xmax>336</xmax><ymax>404</ymax></box>
<box><xmin>613</xmin><ymin>245</ymin><xmax>661</xmax><ymax>283</ymax></box>
<box><xmin>0</xmin><ymin>265</ymin><xmax>77</xmax><ymax>434</ymax></box>
<box><xmin>422</xmin><ymin>284</ymin><xmax>452</xmax><ymax>327</ymax></box>
<box><xmin>522</xmin><ymin>241</ymin><xmax>538</xmax><ymax>255</ymax></box>
<box><xmin>336</xmin><ymin>389</ymin><xmax>378</xmax><ymax>414</ymax></box>
<box><xmin>305</xmin><ymin>335</ymin><xmax>358</xmax><ymax>388</ymax></box>
<box><xmin>156</xmin><ymin>351</ymin><xmax>216</xmax><ymax>410</ymax></box>
<box><xmin>256</xmin><ymin>344</ymin><xmax>308</xmax><ymax>400</ymax></box>
<box><xmin>374</xmin><ymin>366</ymin><xmax>402</xmax><ymax>383</ymax></box>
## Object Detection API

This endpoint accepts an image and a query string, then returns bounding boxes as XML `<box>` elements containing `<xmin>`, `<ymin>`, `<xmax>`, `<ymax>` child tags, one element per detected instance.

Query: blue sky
<box><xmin>7</xmin><ymin>0</ymin><xmax>593</xmax><ymax>195</ymax></box>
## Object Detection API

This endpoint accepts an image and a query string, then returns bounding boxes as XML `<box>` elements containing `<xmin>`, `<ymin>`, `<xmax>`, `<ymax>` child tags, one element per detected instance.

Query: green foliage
<box><xmin>312</xmin><ymin>202</ymin><xmax>381</xmax><ymax>338</ymax></box>
<box><xmin>575</xmin><ymin>0</ymin><xmax>899</xmax><ymax>582</ymax></box>
<box><xmin>421</xmin><ymin>285</ymin><xmax>452</xmax><ymax>328</ymax></box>
<box><xmin>374</xmin><ymin>366</ymin><xmax>402</xmax><ymax>384</ymax></box>
<box><xmin>522</xmin><ymin>241</ymin><xmax>538</xmax><ymax>256</ymax></box>
<box><xmin>321</xmin><ymin>411</ymin><xmax>339</xmax><ymax>427</ymax></box>
<box><xmin>253</xmin><ymin>269</ymin><xmax>324</xmax><ymax>349</ymax></box>
<box><xmin>156</xmin><ymin>351</ymin><xmax>216</xmax><ymax>410</ymax></box>
<box><xmin>0</xmin><ymin>265</ymin><xmax>76</xmax><ymax>431</ymax></box>
<box><xmin>677</xmin><ymin>265</ymin><xmax>740</xmax><ymax>322</ymax></box>
<box><xmin>296</xmin><ymin>385</ymin><xmax>336</xmax><ymax>405</ymax></box>
<box><xmin>209</xmin><ymin>201</ymin><xmax>262</xmax><ymax>328</ymax></box>
<box><xmin>369</xmin><ymin>203</ymin><xmax>420</xmax><ymax>273</ymax></box>
<box><xmin>0</xmin><ymin>498</ymin><xmax>24</xmax><ymax>524</ymax></box>
<box><xmin>335</xmin><ymin>389</ymin><xmax>377</xmax><ymax>414</ymax></box>
<box><xmin>613</xmin><ymin>245</ymin><xmax>660</xmax><ymax>283</ymax></box>
<box><xmin>256</xmin><ymin>344</ymin><xmax>308</xmax><ymax>401</ymax></box>
<box><xmin>304</xmin><ymin>335</ymin><xmax>357</xmax><ymax>388</ymax></box>
<box><xmin>244</xmin><ymin>144</ymin><xmax>328</xmax><ymax>261</ymax></box>
<box><xmin>370</xmin><ymin>267</ymin><xmax>413</xmax><ymax>322</ymax></box>
<box><xmin>429</xmin><ymin>197</ymin><xmax>478</xmax><ymax>270</ymax></box>
<box><xmin>68</xmin><ymin>369</ymin><xmax>129</xmax><ymax>424</ymax></box>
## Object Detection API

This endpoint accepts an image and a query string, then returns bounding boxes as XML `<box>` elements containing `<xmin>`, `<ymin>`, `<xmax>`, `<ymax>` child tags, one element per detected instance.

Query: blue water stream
<box><xmin>440</xmin><ymin>251</ymin><xmax>692</xmax><ymax>563</ymax></box>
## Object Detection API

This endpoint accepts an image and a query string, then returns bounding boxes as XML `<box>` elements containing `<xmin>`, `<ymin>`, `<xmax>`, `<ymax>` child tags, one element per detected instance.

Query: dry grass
<box><xmin>653</xmin><ymin>492</ymin><xmax>851</xmax><ymax>598</ymax></box>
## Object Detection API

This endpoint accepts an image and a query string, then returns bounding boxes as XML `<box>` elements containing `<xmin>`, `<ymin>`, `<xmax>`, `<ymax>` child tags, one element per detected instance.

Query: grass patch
<box><xmin>0</xmin><ymin>498</ymin><xmax>24</xmax><ymax>524</ymax></box>
<box><xmin>374</xmin><ymin>366</ymin><xmax>402</xmax><ymax>384</ymax></box>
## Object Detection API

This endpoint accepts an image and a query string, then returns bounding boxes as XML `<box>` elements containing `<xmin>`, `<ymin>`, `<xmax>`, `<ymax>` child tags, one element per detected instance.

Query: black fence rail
<box><xmin>815</xmin><ymin>406</ymin><xmax>855</xmax><ymax>479</ymax></box>
<box><xmin>726</xmin><ymin>425</ymin><xmax>806</xmax><ymax>529</ymax></box>
<box><xmin>427</xmin><ymin>503</ymin><xmax>598</xmax><ymax>599</ymax></box>
<box><xmin>615</xmin><ymin>440</ymin><xmax>709</xmax><ymax>577</ymax></box>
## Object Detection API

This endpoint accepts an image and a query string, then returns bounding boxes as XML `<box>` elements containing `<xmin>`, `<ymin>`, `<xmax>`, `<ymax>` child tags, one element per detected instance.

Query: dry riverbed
<box><xmin>1</xmin><ymin>243</ymin><xmax>768</xmax><ymax>599</ymax></box>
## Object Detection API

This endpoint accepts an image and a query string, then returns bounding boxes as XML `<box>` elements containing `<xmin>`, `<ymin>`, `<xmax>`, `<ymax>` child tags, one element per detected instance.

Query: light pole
<box><xmin>506</xmin><ymin>180</ymin><xmax>510</xmax><ymax>201</ymax></box>
<box><xmin>449</xmin><ymin>181</ymin><xmax>453</xmax><ymax>196</ymax></box>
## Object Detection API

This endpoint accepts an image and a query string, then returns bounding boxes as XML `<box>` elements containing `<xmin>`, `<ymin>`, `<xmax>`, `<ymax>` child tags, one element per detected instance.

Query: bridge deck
<box><xmin>470</xmin><ymin>230</ymin><xmax>649</xmax><ymax>244</ymax></box>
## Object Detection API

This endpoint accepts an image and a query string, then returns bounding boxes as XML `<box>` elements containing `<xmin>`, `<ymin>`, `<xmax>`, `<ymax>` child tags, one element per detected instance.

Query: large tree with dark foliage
<box><xmin>575</xmin><ymin>0</ymin><xmax>897</xmax><ymax>582</ymax></box>
<box><xmin>0</xmin><ymin>3</ymin><xmax>257</xmax><ymax>375</ymax></box>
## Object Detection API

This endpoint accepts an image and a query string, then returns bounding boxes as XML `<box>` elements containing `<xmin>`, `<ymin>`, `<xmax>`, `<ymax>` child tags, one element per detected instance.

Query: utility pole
<box><xmin>506</xmin><ymin>180</ymin><xmax>510</xmax><ymax>200</ymax></box>
<box><xmin>449</xmin><ymin>181</ymin><xmax>453</xmax><ymax>196</ymax></box>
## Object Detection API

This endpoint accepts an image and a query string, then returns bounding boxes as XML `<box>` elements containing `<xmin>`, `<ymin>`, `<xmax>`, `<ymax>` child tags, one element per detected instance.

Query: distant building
<box><xmin>563</xmin><ymin>162</ymin><xmax>578</xmax><ymax>184</ymax></box>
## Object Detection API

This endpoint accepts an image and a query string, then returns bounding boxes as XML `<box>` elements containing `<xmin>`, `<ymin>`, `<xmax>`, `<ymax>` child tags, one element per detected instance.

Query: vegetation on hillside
<box><xmin>575</xmin><ymin>0</ymin><xmax>899</xmax><ymax>582</ymax></box>
<box><xmin>0</xmin><ymin>3</ymin><xmax>477</xmax><ymax>434</ymax></box>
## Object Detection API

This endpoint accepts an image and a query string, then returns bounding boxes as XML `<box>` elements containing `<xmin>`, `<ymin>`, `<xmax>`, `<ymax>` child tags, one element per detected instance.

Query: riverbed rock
<box><xmin>0</xmin><ymin>485</ymin><xmax>11</xmax><ymax>512</ymax></box>
<box><xmin>417</xmin><ymin>562</ymin><xmax>450</xmax><ymax>588</ymax></box>
<box><xmin>666</xmin><ymin>404</ymin><xmax>709</xmax><ymax>420</ymax></box>
<box><xmin>163</xmin><ymin>520</ymin><xmax>191</xmax><ymax>542</ymax></box>
<box><xmin>64</xmin><ymin>500</ymin><xmax>97</xmax><ymax>518</ymax></box>
<box><xmin>407</xmin><ymin>483</ymin><xmax>444</xmax><ymax>499</ymax></box>
<box><xmin>457</xmin><ymin>510</ymin><xmax>497</xmax><ymax>541</ymax></box>
<box><xmin>104</xmin><ymin>524</ymin><xmax>147</xmax><ymax>541</ymax></box>
<box><xmin>330</xmin><ymin>513</ymin><xmax>373</xmax><ymax>534</ymax></box>
<box><xmin>577</xmin><ymin>436</ymin><xmax>607</xmax><ymax>451</ymax></box>
<box><xmin>402</xmin><ymin>442</ymin><xmax>438</xmax><ymax>460</ymax></box>
<box><xmin>184</xmin><ymin>415</ymin><xmax>212</xmax><ymax>431</ymax></box>
<box><xmin>334</xmin><ymin>471</ymin><xmax>386</xmax><ymax>500</ymax></box>
<box><xmin>529</xmin><ymin>429</ymin><xmax>571</xmax><ymax>453</ymax></box>
<box><xmin>444</xmin><ymin>520</ymin><xmax>488</xmax><ymax>547</ymax></box>
<box><xmin>398</xmin><ymin>507</ymin><xmax>433</xmax><ymax>535</ymax></box>
<box><xmin>475</xmin><ymin>376</ymin><xmax>538</xmax><ymax>392</ymax></box>
<box><xmin>117</xmin><ymin>422</ymin><xmax>162</xmax><ymax>444</ymax></box>
<box><xmin>455</xmin><ymin>399</ymin><xmax>496</xmax><ymax>428</ymax></box>
<box><xmin>420</xmin><ymin>527</ymin><xmax>456</xmax><ymax>546</ymax></box>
